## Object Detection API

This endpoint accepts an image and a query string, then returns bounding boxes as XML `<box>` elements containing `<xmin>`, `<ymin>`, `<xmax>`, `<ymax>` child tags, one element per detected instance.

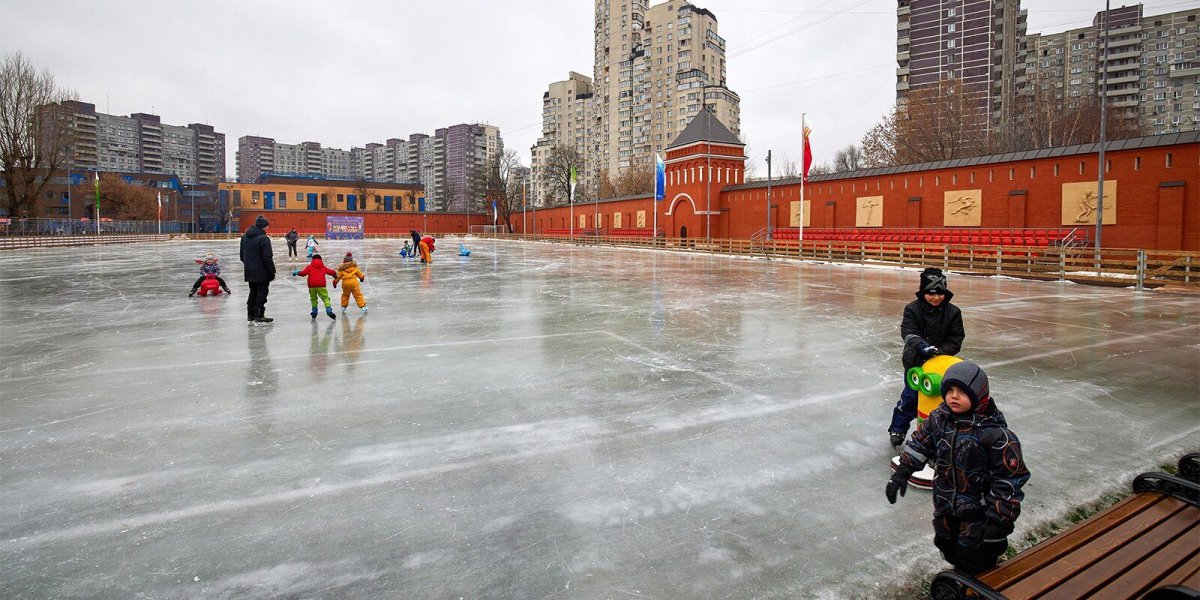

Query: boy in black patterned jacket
<box><xmin>886</xmin><ymin>360</ymin><xmax>1031</xmax><ymax>575</ymax></box>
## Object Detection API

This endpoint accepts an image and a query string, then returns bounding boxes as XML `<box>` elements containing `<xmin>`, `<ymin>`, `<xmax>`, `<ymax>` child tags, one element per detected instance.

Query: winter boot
<box><xmin>326</xmin><ymin>307</ymin><xmax>337</xmax><ymax>320</ymax></box>
<box><xmin>254</xmin><ymin>316</ymin><xmax>274</xmax><ymax>323</ymax></box>
<box><xmin>189</xmin><ymin>289</ymin><xmax>197</xmax><ymax>297</ymax></box>
<box><xmin>310</xmin><ymin>308</ymin><xmax>318</xmax><ymax>319</ymax></box>
<box><xmin>341</xmin><ymin>306</ymin><xmax>347</xmax><ymax>315</ymax></box>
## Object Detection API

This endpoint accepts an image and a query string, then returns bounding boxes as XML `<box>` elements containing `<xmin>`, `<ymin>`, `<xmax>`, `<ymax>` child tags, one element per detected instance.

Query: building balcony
<box><xmin>898</xmin><ymin>20</ymin><xmax>910</xmax><ymax>32</ymax></box>
<box><xmin>896</xmin><ymin>65</ymin><xmax>910</xmax><ymax>76</ymax></box>
<box><xmin>896</xmin><ymin>80</ymin><xmax>910</xmax><ymax>92</ymax></box>
<box><xmin>897</xmin><ymin>50</ymin><xmax>910</xmax><ymax>62</ymax></box>
<box><xmin>1107</xmin><ymin>24</ymin><xmax>1142</xmax><ymax>36</ymax></box>
<box><xmin>1104</xmin><ymin>87</ymin><xmax>1136</xmax><ymax>97</ymax></box>
<box><xmin>1102</xmin><ymin>49</ymin><xmax>1141</xmax><ymax>61</ymax></box>
<box><xmin>1103</xmin><ymin>36</ymin><xmax>1140</xmax><ymax>49</ymax></box>
<box><xmin>1110</xmin><ymin>99</ymin><xmax>1140</xmax><ymax>108</ymax></box>
<box><xmin>1105</xmin><ymin>74</ymin><xmax>1140</xmax><ymax>85</ymax></box>
<box><xmin>1169</xmin><ymin>65</ymin><xmax>1200</xmax><ymax>78</ymax></box>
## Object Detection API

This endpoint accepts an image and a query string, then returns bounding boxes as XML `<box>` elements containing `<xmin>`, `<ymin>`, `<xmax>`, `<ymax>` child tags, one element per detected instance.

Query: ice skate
<box><xmin>326</xmin><ymin>307</ymin><xmax>337</xmax><ymax>320</ymax></box>
<box><xmin>310</xmin><ymin>308</ymin><xmax>318</xmax><ymax>319</ymax></box>
<box><xmin>361</xmin><ymin>306</ymin><xmax>368</xmax><ymax>316</ymax></box>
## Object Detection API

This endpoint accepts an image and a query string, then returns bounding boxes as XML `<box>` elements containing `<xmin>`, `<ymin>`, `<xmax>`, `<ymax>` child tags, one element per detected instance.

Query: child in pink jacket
<box><xmin>292</xmin><ymin>253</ymin><xmax>338</xmax><ymax>320</ymax></box>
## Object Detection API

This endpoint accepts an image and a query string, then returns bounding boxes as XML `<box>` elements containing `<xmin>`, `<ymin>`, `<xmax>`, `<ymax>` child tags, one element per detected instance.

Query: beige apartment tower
<box><xmin>532</xmin><ymin>1</ymin><xmax>739</xmax><ymax>207</ymax></box>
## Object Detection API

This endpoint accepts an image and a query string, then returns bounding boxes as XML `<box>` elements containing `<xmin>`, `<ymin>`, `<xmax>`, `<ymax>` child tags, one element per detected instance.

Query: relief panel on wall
<box><xmin>855</xmin><ymin>196</ymin><xmax>884</xmax><ymax>227</ymax></box>
<box><xmin>613</xmin><ymin>212</ymin><xmax>623</xmax><ymax>228</ymax></box>
<box><xmin>636</xmin><ymin>210</ymin><xmax>646</xmax><ymax>228</ymax></box>
<box><xmin>1061</xmin><ymin>180</ymin><xmax>1117</xmax><ymax>226</ymax></box>
<box><xmin>789</xmin><ymin>200</ymin><xmax>812</xmax><ymax>227</ymax></box>
<box><xmin>943</xmin><ymin>189</ymin><xmax>982</xmax><ymax>227</ymax></box>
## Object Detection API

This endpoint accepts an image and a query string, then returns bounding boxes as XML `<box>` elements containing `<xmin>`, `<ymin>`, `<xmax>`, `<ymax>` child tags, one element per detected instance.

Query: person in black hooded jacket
<box><xmin>888</xmin><ymin>267</ymin><xmax>965</xmax><ymax>447</ymax></box>
<box><xmin>240</xmin><ymin>215</ymin><xmax>276</xmax><ymax>323</ymax></box>
<box><xmin>886</xmin><ymin>361</ymin><xmax>1030</xmax><ymax>576</ymax></box>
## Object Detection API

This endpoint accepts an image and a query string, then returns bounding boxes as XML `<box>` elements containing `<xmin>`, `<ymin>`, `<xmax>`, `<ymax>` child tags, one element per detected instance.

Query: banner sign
<box><xmin>326</xmin><ymin>215</ymin><xmax>364</xmax><ymax>240</ymax></box>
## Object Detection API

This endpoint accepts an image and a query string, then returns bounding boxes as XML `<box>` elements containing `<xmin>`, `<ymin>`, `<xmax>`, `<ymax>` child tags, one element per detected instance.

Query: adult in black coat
<box><xmin>240</xmin><ymin>216</ymin><xmax>276</xmax><ymax>323</ymax></box>
<box><xmin>284</xmin><ymin>228</ymin><xmax>299</xmax><ymax>259</ymax></box>
<box><xmin>888</xmin><ymin>267</ymin><xmax>965</xmax><ymax>445</ymax></box>
<box><xmin>410</xmin><ymin>229</ymin><xmax>421</xmax><ymax>254</ymax></box>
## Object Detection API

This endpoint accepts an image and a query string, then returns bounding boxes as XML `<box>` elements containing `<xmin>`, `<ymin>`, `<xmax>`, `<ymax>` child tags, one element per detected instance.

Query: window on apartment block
<box><xmin>321</xmin><ymin>194</ymin><xmax>328</xmax><ymax>209</ymax></box>
<box><xmin>278</xmin><ymin>192</ymin><xmax>287</xmax><ymax>208</ymax></box>
<box><xmin>251</xmin><ymin>191</ymin><xmax>260</xmax><ymax>204</ymax></box>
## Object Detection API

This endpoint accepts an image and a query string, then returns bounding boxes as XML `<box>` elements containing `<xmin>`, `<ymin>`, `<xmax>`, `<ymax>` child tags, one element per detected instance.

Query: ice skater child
<box><xmin>333</xmin><ymin>252</ymin><xmax>368</xmax><ymax>315</ymax></box>
<box><xmin>305</xmin><ymin>235</ymin><xmax>319</xmax><ymax>258</ymax></box>
<box><xmin>889</xmin><ymin>267</ymin><xmax>965</xmax><ymax>448</ymax></box>
<box><xmin>292</xmin><ymin>253</ymin><xmax>338</xmax><ymax>320</ymax></box>
<box><xmin>886</xmin><ymin>360</ymin><xmax>1030</xmax><ymax>576</ymax></box>
<box><xmin>189</xmin><ymin>252</ymin><xmax>232</xmax><ymax>297</ymax></box>
<box><xmin>400</xmin><ymin>241</ymin><xmax>412</xmax><ymax>258</ymax></box>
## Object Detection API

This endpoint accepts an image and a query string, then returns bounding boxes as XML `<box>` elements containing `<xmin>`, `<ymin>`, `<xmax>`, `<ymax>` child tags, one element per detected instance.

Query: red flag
<box><xmin>802</xmin><ymin>126</ymin><xmax>813</xmax><ymax>182</ymax></box>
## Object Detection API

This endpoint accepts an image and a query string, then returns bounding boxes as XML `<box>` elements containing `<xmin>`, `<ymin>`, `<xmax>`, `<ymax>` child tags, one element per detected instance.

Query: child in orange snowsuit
<box><xmin>292</xmin><ymin>253</ymin><xmax>338</xmax><ymax>320</ymax></box>
<box><xmin>333</xmin><ymin>252</ymin><xmax>368</xmax><ymax>315</ymax></box>
<box><xmin>419</xmin><ymin>236</ymin><xmax>435</xmax><ymax>263</ymax></box>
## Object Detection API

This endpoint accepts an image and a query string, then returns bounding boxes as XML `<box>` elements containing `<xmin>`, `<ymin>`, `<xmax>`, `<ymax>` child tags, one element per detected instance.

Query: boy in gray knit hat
<box><xmin>885</xmin><ymin>360</ymin><xmax>1030</xmax><ymax>575</ymax></box>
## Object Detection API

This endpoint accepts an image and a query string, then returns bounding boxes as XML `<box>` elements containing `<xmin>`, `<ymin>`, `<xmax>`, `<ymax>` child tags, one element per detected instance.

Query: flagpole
<box><xmin>569</xmin><ymin>165</ymin><xmax>576</xmax><ymax>243</ymax></box>
<box><xmin>522</xmin><ymin>179</ymin><xmax>527</xmax><ymax>236</ymax></box>
<box><xmin>653</xmin><ymin>163</ymin><xmax>658</xmax><ymax>245</ymax></box>
<box><xmin>157</xmin><ymin>191</ymin><xmax>161</xmax><ymax>235</ymax></box>
<box><xmin>93</xmin><ymin>171</ymin><xmax>100</xmax><ymax>236</ymax></box>
<box><xmin>800</xmin><ymin>113</ymin><xmax>806</xmax><ymax>245</ymax></box>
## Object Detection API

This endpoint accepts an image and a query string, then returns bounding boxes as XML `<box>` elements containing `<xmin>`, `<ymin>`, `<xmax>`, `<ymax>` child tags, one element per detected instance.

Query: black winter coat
<box><xmin>239</xmin><ymin>226</ymin><xmax>276</xmax><ymax>283</ymax></box>
<box><xmin>901</xmin><ymin>289</ymin><xmax>965</xmax><ymax>370</ymax></box>
<box><xmin>896</xmin><ymin>400</ymin><xmax>1030</xmax><ymax>539</ymax></box>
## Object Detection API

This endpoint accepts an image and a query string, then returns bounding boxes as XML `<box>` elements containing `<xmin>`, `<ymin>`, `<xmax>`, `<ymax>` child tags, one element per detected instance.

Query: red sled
<box><xmin>196</xmin><ymin>273</ymin><xmax>224</xmax><ymax>296</ymax></box>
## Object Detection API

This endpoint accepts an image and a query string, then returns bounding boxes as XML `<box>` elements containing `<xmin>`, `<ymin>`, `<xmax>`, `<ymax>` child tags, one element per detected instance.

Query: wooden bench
<box><xmin>931</xmin><ymin>453</ymin><xmax>1200</xmax><ymax>600</ymax></box>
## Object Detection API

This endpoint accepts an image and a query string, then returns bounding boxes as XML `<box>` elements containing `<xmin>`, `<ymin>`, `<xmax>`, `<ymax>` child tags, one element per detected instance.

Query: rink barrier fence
<box><xmin>2</xmin><ymin>232</ymin><xmax>1197</xmax><ymax>291</ymax></box>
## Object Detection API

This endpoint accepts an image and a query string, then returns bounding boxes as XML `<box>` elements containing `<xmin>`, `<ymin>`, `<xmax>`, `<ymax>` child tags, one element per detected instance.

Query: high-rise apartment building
<box><xmin>437</xmin><ymin>124</ymin><xmax>502</xmax><ymax>213</ymax></box>
<box><xmin>896</xmin><ymin>0</ymin><xmax>1028</xmax><ymax>135</ymax></box>
<box><xmin>53</xmin><ymin>101</ymin><xmax>226</xmax><ymax>185</ymax></box>
<box><xmin>531</xmin><ymin>72</ymin><xmax>596</xmax><ymax>205</ymax></box>
<box><xmin>532</xmin><ymin>1</ymin><xmax>739</xmax><ymax>207</ymax></box>
<box><xmin>1023</xmin><ymin>5</ymin><xmax>1199</xmax><ymax>135</ymax></box>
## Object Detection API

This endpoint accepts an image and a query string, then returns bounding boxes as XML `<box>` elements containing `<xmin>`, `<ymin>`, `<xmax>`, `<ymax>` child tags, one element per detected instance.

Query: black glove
<box><xmin>980</xmin><ymin>518</ymin><xmax>1013</xmax><ymax>543</ymax></box>
<box><xmin>886</xmin><ymin>471</ymin><xmax>909</xmax><ymax>504</ymax></box>
<box><xmin>919</xmin><ymin>343</ymin><xmax>941</xmax><ymax>356</ymax></box>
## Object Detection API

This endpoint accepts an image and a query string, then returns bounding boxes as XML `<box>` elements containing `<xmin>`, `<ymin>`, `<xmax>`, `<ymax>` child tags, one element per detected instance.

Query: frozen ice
<box><xmin>2</xmin><ymin>237</ymin><xmax>1197</xmax><ymax>598</ymax></box>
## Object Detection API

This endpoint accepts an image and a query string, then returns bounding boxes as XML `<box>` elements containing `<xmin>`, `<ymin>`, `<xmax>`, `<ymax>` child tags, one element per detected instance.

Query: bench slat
<box><xmin>1152</xmin><ymin>533</ymin><xmax>1200</xmax><ymax>590</ymax></box>
<box><xmin>980</xmin><ymin>493</ymin><xmax>1164</xmax><ymax>590</ymax></box>
<box><xmin>994</xmin><ymin>495</ymin><xmax>1186</xmax><ymax>597</ymax></box>
<box><xmin>1060</xmin><ymin>514</ymin><xmax>1199</xmax><ymax>599</ymax></box>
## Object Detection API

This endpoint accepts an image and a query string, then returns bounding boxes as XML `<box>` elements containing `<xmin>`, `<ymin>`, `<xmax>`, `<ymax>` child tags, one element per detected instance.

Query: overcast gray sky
<box><xmin>3</xmin><ymin>0</ymin><xmax>1193</xmax><ymax>177</ymax></box>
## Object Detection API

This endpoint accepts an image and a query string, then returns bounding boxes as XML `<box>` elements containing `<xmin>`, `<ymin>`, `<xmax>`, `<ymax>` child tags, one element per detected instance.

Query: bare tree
<box><xmin>485</xmin><ymin>148</ymin><xmax>523</xmax><ymax>232</ymax></box>
<box><xmin>73</xmin><ymin>173</ymin><xmax>156</xmax><ymax>220</ymax></box>
<box><xmin>353</xmin><ymin>180</ymin><xmax>377</xmax><ymax>212</ymax></box>
<box><xmin>893</xmin><ymin>79</ymin><xmax>992</xmax><ymax>163</ymax></box>
<box><xmin>778</xmin><ymin>159</ymin><xmax>800</xmax><ymax>179</ymax></box>
<box><xmin>612</xmin><ymin>161</ymin><xmax>654</xmax><ymax>197</ymax></box>
<box><xmin>541</xmin><ymin>145</ymin><xmax>583</xmax><ymax>207</ymax></box>
<box><xmin>0</xmin><ymin>52</ymin><xmax>77</xmax><ymax>217</ymax></box>
<box><xmin>807</xmin><ymin>163</ymin><xmax>834</xmax><ymax>177</ymax></box>
<box><xmin>832</xmin><ymin>144</ymin><xmax>864</xmax><ymax>172</ymax></box>
<box><xmin>1003</xmin><ymin>79</ymin><xmax>1145</xmax><ymax>150</ymax></box>
<box><xmin>859</xmin><ymin>109</ymin><xmax>898</xmax><ymax>168</ymax></box>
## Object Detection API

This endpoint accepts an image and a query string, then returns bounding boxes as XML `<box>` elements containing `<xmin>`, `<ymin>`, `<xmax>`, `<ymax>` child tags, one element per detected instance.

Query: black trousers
<box><xmin>246</xmin><ymin>281</ymin><xmax>270</xmax><ymax>319</ymax></box>
<box><xmin>191</xmin><ymin>275</ymin><xmax>229</xmax><ymax>291</ymax></box>
<box><xmin>933</xmin><ymin>514</ymin><xmax>1008</xmax><ymax>576</ymax></box>
<box><xmin>287</xmin><ymin>241</ymin><xmax>298</xmax><ymax>257</ymax></box>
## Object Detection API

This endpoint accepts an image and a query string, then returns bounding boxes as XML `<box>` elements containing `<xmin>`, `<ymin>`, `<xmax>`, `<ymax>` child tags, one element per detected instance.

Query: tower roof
<box><xmin>668</xmin><ymin>108</ymin><xmax>743</xmax><ymax>150</ymax></box>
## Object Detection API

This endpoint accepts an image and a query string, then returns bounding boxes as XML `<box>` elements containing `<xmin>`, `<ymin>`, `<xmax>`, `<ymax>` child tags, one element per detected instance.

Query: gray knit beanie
<box><xmin>941</xmin><ymin>360</ymin><xmax>990</xmax><ymax>412</ymax></box>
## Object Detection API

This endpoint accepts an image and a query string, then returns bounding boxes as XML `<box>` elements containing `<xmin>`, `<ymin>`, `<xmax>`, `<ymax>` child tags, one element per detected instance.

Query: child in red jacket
<box><xmin>292</xmin><ymin>253</ymin><xmax>338</xmax><ymax>320</ymax></box>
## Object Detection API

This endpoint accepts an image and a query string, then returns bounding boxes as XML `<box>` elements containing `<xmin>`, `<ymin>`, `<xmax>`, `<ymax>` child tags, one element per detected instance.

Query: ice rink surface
<box><xmin>2</xmin><ymin>237</ymin><xmax>1198</xmax><ymax>599</ymax></box>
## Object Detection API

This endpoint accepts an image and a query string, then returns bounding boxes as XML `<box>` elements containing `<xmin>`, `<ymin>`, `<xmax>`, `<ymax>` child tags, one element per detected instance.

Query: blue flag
<box><xmin>655</xmin><ymin>153</ymin><xmax>665</xmax><ymax>202</ymax></box>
